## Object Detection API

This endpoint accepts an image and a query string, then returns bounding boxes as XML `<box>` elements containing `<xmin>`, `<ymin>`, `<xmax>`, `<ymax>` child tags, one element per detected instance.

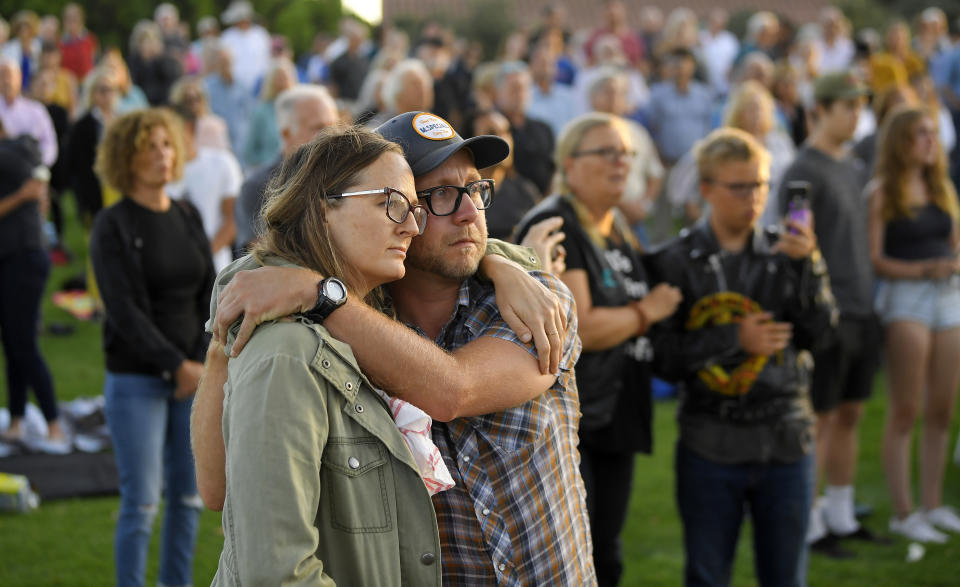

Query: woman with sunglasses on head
<box><xmin>869</xmin><ymin>106</ymin><xmax>960</xmax><ymax>543</ymax></box>
<box><xmin>209</xmin><ymin>125</ymin><xmax>449</xmax><ymax>585</ymax></box>
<box><xmin>516</xmin><ymin>112</ymin><xmax>682</xmax><ymax>587</ymax></box>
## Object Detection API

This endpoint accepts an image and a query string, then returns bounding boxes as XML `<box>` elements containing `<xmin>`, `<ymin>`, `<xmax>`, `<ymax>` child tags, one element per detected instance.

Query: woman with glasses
<box><xmin>516</xmin><ymin>112</ymin><xmax>682</xmax><ymax>586</ymax></box>
<box><xmin>210</xmin><ymin>125</ymin><xmax>449</xmax><ymax>585</ymax></box>
<box><xmin>169</xmin><ymin>75</ymin><xmax>231</xmax><ymax>152</ymax></box>
<box><xmin>869</xmin><ymin>106</ymin><xmax>960</xmax><ymax>542</ymax></box>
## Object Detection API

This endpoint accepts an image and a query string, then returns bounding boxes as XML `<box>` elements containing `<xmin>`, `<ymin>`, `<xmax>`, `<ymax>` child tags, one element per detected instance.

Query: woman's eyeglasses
<box><xmin>327</xmin><ymin>187</ymin><xmax>428</xmax><ymax>235</ymax></box>
<box><xmin>416</xmin><ymin>179</ymin><xmax>495</xmax><ymax>216</ymax></box>
<box><xmin>571</xmin><ymin>147</ymin><xmax>636</xmax><ymax>162</ymax></box>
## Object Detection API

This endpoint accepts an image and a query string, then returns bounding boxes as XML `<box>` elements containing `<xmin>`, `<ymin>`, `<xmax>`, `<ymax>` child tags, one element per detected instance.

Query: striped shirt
<box><xmin>414</xmin><ymin>272</ymin><xmax>596</xmax><ymax>586</ymax></box>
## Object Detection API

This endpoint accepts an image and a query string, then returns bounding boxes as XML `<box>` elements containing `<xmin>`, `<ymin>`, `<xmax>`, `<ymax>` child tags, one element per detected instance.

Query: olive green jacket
<box><xmin>212</xmin><ymin>315</ymin><xmax>442</xmax><ymax>586</ymax></box>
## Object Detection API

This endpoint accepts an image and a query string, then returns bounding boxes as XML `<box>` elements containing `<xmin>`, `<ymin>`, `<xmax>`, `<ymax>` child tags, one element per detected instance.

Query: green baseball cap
<box><xmin>813</xmin><ymin>70</ymin><xmax>870</xmax><ymax>102</ymax></box>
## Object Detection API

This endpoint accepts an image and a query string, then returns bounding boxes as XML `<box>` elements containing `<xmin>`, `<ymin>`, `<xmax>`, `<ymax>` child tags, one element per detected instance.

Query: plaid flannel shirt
<box><xmin>412</xmin><ymin>271</ymin><xmax>596</xmax><ymax>586</ymax></box>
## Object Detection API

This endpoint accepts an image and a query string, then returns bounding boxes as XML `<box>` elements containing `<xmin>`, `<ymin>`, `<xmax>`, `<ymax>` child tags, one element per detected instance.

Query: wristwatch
<box><xmin>304</xmin><ymin>277</ymin><xmax>347</xmax><ymax>323</ymax></box>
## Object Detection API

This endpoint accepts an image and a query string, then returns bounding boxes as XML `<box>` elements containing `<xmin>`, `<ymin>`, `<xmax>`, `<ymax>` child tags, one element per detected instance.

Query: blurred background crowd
<box><xmin>3</xmin><ymin>0</ymin><xmax>960</xmax><ymax>583</ymax></box>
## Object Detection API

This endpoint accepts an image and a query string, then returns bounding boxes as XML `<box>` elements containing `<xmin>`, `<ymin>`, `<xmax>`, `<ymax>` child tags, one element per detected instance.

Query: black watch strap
<box><xmin>304</xmin><ymin>277</ymin><xmax>347</xmax><ymax>323</ymax></box>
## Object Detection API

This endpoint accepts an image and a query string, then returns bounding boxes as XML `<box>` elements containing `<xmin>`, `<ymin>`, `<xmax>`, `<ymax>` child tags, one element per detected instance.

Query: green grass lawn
<box><xmin>1</xmin><ymin>200</ymin><xmax>959</xmax><ymax>585</ymax></box>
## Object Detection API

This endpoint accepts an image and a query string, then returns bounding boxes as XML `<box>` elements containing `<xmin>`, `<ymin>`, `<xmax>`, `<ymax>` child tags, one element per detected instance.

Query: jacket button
<box><xmin>348</xmin><ymin>457</ymin><xmax>360</xmax><ymax>469</ymax></box>
<box><xmin>345</xmin><ymin>381</ymin><xmax>354</xmax><ymax>391</ymax></box>
<box><xmin>528</xmin><ymin>256</ymin><xmax>537</xmax><ymax>263</ymax></box>
<box><xmin>482</xmin><ymin>508</ymin><xmax>490</xmax><ymax>516</ymax></box>
<box><xmin>420</xmin><ymin>552</ymin><xmax>436</xmax><ymax>566</ymax></box>
<box><xmin>498</xmin><ymin>563</ymin><xmax>506</xmax><ymax>571</ymax></box>
<box><xmin>355</xmin><ymin>404</ymin><xmax>364</xmax><ymax>414</ymax></box>
<box><xmin>321</xmin><ymin>359</ymin><xmax>331</xmax><ymax>369</ymax></box>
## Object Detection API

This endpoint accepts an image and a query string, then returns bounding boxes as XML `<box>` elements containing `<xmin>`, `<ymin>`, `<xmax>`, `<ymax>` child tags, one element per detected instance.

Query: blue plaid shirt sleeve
<box><xmin>472</xmin><ymin>271</ymin><xmax>580</xmax><ymax>372</ymax></box>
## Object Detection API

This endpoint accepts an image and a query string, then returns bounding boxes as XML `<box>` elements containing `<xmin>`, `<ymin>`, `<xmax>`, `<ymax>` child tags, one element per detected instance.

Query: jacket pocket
<box><xmin>322</xmin><ymin>437</ymin><xmax>393</xmax><ymax>533</ymax></box>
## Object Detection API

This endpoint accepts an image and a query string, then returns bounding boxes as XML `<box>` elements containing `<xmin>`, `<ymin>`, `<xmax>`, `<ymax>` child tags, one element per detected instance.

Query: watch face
<box><xmin>323</xmin><ymin>278</ymin><xmax>347</xmax><ymax>302</ymax></box>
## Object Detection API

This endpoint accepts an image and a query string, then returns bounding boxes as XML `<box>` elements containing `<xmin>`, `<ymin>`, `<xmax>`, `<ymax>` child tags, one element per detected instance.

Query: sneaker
<box><xmin>925</xmin><ymin>506</ymin><xmax>960</xmax><ymax>534</ymax></box>
<box><xmin>889</xmin><ymin>512</ymin><xmax>949</xmax><ymax>544</ymax></box>
<box><xmin>835</xmin><ymin>525</ymin><xmax>892</xmax><ymax>545</ymax></box>
<box><xmin>809</xmin><ymin>534</ymin><xmax>856</xmax><ymax>559</ymax></box>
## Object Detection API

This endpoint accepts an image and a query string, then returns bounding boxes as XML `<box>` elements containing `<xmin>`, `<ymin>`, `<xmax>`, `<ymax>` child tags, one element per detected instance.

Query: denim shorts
<box><xmin>874</xmin><ymin>276</ymin><xmax>960</xmax><ymax>331</ymax></box>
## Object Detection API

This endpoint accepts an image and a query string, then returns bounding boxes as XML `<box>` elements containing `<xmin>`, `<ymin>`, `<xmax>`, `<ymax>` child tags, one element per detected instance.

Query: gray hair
<box><xmin>0</xmin><ymin>56</ymin><xmax>20</xmax><ymax>72</ymax></box>
<box><xmin>746</xmin><ymin>11</ymin><xmax>777</xmax><ymax>42</ymax></box>
<box><xmin>381</xmin><ymin>58</ymin><xmax>431</xmax><ymax>113</ymax></box>
<box><xmin>275</xmin><ymin>84</ymin><xmax>336</xmax><ymax>133</ymax></box>
<box><xmin>496</xmin><ymin>60</ymin><xmax>530</xmax><ymax>87</ymax></box>
<box><xmin>587</xmin><ymin>66</ymin><xmax>627</xmax><ymax>100</ymax></box>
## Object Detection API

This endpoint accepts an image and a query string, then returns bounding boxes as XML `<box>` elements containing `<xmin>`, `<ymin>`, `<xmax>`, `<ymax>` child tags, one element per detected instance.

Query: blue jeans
<box><xmin>105</xmin><ymin>372</ymin><xmax>200</xmax><ymax>587</ymax></box>
<box><xmin>675</xmin><ymin>442</ymin><xmax>814</xmax><ymax>587</ymax></box>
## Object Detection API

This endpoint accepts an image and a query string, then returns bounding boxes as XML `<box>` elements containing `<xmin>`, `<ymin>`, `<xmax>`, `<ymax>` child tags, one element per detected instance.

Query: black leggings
<box><xmin>579</xmin><ymin>443</ymin><xmax>636</xmax><ymax>587</ymax></box>
<box><xmin>0</xmin><ymin>249</ymin><xmax>58</xmax><ymax>421</ymax></box>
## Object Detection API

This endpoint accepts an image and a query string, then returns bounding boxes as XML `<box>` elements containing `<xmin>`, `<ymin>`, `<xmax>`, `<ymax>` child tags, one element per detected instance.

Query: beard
<box><xmin>406</xmin><ymin>228</ymin><xmax>488</xmax><ymax>281</ymax></box>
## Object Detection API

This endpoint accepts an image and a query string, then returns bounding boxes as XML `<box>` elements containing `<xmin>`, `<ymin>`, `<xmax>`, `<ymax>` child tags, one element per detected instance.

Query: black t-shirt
<box><xmin>778</xmin><ymin>146</ymin><xmax>873</xmax><ymax>317</ymax></box>
<box><xmin>128</xmin><ymin>201</ymin><xmax>210</xmax><ymax>360</ymax></box>
<box><xmin>517</xmin><ymin>194</ymin><xmax>653</xmax><ymax>454</ymax></box>
<box><xmin>510</xmin><ymin>116</ymin><xmax>555</xmax><ymax>197</ymax></box>
<box><xmin>0</xmin><ymin>136</ymin><xmax>43</xmax><ymax>258</ymax></box>
<box><xmin>486</xmin><ymin>174</ymin><xmax>541</xmax><ymax>241</ymax></box>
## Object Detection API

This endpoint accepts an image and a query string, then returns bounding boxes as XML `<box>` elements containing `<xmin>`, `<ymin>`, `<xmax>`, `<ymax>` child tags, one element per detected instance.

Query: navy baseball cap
<box><xmin>375</xmin><ymin>111</ymin><xmax>510</xmax><ymax>176</ymax></box>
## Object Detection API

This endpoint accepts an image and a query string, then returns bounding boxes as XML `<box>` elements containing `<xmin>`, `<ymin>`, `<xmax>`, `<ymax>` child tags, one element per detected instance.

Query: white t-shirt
<box><xmin>700</xmin><ymin>30</ymin><xmax>740</xmax><ymax>96</ymax></box>
<box><xmin>219</xmin><ymin>25</ymin><xmax>271</xmax><ymax>91</ymax></box>
<box><xmin>815</xmin><ymin>37</ymin><xmax>855</xmax><ymax>74</ymax></box>
<box><xmin>167</xmin><ymin>148</ymin><xmax>243</xmax><ymax>272</ymax></box>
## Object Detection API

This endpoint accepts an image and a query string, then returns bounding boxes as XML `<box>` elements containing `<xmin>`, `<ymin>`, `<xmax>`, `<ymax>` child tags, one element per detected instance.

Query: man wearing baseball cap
<box><xmin>777</xmin><ymin>70</ymin><xmax>884</xmax><ymax>557</ymax></box>
<box><xmin>194</xmin><ymin>111</ymin><xmax>597</xmax><ymax>584</ymax></box>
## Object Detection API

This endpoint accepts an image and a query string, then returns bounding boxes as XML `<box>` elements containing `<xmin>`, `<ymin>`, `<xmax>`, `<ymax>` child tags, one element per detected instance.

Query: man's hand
<box><xmin>738</xmin><ymin>312</ymin><xmax>793</xmax><ymax>356</ymax></box>
<box><xmin>214</xmin><ymin>266</ymin><xmax>321</xmax><ymax>354</ymax></box>
<box><xmin>519</xmin><ymin>216</ymin><xmax>567</xmax><ymax>275</ymax></box>
<box><xmin>637</xmin><ymin>283</ymin><xmax>683</xmax><ymax>324</ymax></box>
<box><xmin>773</xmin><ymin>219</ymin><xmax>817</xmax><ymax>260</ymax></box>
<box><xmin>174</xmin><ymin>359</ymin><xmax>205</xmax><ymax>399</ymax></box>
<box><xmin>486</xmin><ymin>255</ymin><xmax>567</xmax><ymax>375</ymax></box>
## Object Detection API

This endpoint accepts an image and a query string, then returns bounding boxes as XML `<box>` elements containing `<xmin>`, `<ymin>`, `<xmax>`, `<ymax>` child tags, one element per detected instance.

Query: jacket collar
<box><xmin>684</xmin><ymin>219</ymin><xmax>775</xmax><ymax>261</ymax></box>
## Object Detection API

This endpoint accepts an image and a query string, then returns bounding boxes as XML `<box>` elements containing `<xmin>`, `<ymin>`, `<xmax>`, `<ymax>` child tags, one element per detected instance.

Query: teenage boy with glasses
<box><xmin>648</xmin><ymin>127</ymin><xmax>837</xmax><ymax>586</ymax></box>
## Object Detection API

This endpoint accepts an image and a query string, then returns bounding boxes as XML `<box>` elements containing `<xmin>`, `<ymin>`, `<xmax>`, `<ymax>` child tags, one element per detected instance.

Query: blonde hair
<box><xmin>95</xmin><ymin>108</ymin><xmax>186</xmax><ymax>194</ymax></box>
<box><xmin>876</xmin><ymin>106</ymin><xmax>959</xmax><ymax>222</ymax></box>
<box><xmin>553</xmin><ymin>112</ymin><xmax>640</xmax><ymax>250</ymax></box>
<box><xmin>723</xmin><ymin>80</ymin><xmax>775</xmax><ymax>136</ymax></box>
<box><xmin>259</xmin><ymin>58</ymin><xmax>298</xmax><ymax>102</ymax></box>
<box><xmin>169</xmin><ymin>75</ymin><xmax>210</xmax><ymax>113</ymax></box>
<box><xmin>695</xmin><ymin>127</ymin><xmax>771</xmax><ymax>181</ymax></box>
<box><xmin>252</xmin><ymin>125</ymin><xmax>402</xmax><ymax>301</ymax></box>
<box><xmin>79</xmin><ymin>66</ymin><xmax>117</xmax><ymax>113</ymax></box>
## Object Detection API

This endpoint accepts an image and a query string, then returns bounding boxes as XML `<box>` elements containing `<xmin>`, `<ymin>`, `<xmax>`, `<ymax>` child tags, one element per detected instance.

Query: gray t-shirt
<box><xmin>778</xmin><ymin>146</ymin><xmax>873</xmax><ymax>317</ymax></box>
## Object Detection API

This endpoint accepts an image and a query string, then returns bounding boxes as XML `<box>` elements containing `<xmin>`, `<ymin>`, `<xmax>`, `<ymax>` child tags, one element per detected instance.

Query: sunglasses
<box><xmin>416</xmin><ymin>179</ymin><xmax>495</xmax><ymax>216</ymax></box>
<box><xmin>326</xmin><ymin>187</ymin><xmax>428</xmax><ymax>235</ymax></box>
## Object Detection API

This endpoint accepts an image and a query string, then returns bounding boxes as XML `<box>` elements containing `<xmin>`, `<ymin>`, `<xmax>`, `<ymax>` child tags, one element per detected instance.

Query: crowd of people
<box><xmin>2</xmin><ymin>1</ymin><xmax>960</xmax><ymax>585</ymax></box>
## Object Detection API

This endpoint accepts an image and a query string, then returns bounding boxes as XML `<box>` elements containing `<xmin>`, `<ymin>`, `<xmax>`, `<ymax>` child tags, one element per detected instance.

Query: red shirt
<box><xmin>59</xmin><ymin>32</ymin><xmax>98</xmax><ymax>80</ymax></box>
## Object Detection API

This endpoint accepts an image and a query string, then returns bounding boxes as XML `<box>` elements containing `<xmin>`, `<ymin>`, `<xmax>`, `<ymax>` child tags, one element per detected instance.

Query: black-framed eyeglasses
<box><xmin>326</xmin><ymin>187</ymin><xmax>428</xmax><ymax>235</ymax></box>
<box><xmin>416</xmin><ymin>179</ymin><xmax>495</xmax><ymax>216</ymax></box>
<box><xmin>571</xmin><ymin>147</ymin><xmax>637</xmax><ymax>162</ymax></box>
<box><xmin>704</xmin><ymin>179</ymin><xmax>770</xmax><ymax>198</ymax></box>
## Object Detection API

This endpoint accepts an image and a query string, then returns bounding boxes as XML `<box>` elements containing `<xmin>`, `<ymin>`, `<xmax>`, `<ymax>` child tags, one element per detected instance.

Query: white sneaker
<box><xmin>890</xmin><ymin>512</ymin><xmax>949</xmax><ymax>544</ymax></box>
<box><xmin>925</xmin><ymin>506</ymin><xmax>960</xmax><ymax>534</ymax></box>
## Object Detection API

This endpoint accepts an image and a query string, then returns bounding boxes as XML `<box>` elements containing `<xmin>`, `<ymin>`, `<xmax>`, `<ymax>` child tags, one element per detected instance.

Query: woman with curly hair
<box><xmin>90</xmin><ymin>108</ymin><xmax>214</xmax><ymax>586</ymax></box>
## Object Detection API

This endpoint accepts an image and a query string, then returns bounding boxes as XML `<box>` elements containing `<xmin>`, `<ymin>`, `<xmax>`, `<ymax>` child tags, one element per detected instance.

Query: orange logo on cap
<box><xmin>413</xmin><ymin>113</ymin><xmax>455</xmax><ymax>141</ymax></box>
